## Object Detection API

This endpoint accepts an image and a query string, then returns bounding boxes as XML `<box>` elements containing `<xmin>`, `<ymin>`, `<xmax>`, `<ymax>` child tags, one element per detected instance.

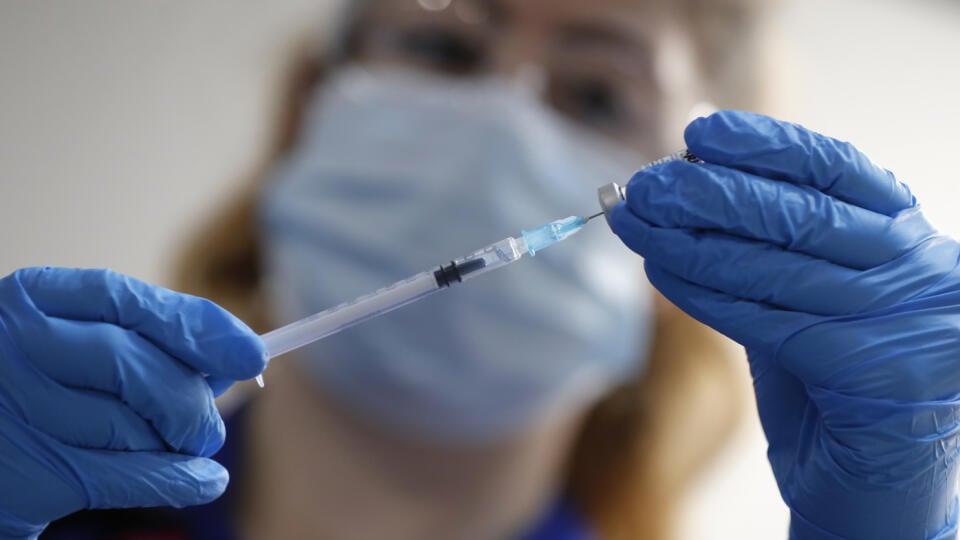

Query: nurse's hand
<box><xmin>611</xmin><ymin>111</ymin><xmax>960</xmax><ymax>540</ymax></box>
<box><xmin>0</xmin><ymin>267</ymin><xmax>266</xmax><ymax>539</ymax></box>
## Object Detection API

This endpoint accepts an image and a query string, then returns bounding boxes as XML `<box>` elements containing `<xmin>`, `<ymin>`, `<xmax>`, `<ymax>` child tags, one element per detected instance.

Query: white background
<box><xmin>1</xmin><ymin>1</ymin><xmax>959</xmax><ymax>538</ymax></box>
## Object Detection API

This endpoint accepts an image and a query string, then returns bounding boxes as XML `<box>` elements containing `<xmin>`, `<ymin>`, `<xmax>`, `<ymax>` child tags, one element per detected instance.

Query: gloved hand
<box><xmin>611</xmin><ymin>111</ymin><xmax>960</xmax><ymax>540</ymax></box>
<box><xmin>0</xmin><ymin>267</ymin><xmax>266</xmax><ymax>540</ymax></box>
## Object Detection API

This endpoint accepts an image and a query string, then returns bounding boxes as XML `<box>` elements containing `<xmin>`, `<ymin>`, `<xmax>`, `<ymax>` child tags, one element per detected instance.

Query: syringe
<box><xmin>255</xmin><ymin>214</ymin><xmax>598</xmax><ymax>386</ymax></box>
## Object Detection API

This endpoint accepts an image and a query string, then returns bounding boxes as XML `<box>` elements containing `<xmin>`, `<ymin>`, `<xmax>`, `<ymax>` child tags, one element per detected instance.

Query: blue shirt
<box><xmin>42</xmin><ymin>403</ymin><xmax>593</xmax><ymax>540</ymax></box>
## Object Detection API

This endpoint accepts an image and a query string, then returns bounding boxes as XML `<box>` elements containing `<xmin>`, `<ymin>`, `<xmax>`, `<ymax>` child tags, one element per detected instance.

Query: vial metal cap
<box><xmin>594</xmin><ymin>149</ymin><xmax>700</xmax><ymax>229</ymax></box>
<box><xmin>597</xmin><ymin>182</ymin><xmax>627</xmax><ymax>227</ymax></box>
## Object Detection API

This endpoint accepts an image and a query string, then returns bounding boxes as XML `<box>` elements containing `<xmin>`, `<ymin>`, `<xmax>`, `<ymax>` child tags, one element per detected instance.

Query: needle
<box><xmin>584</xmin><ymin>211</ymin><xmax>604</xmax><ymax>222</ymax></box>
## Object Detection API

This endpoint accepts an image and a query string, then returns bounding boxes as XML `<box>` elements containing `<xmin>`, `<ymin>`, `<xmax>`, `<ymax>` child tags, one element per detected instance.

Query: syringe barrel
<box><xmin>452</xmin><ymin>236</ymin><xmax>527</xmax><ymax>282</ymax></box>
<box><xmin>259</xmin><ymin>236</ymin><xmax>527</xmax><ymax>360</ymax></box>
<box><xmin>261</xmin><ymin>270</ymin><xmax>441</xmax><ymax>359</ymax></box>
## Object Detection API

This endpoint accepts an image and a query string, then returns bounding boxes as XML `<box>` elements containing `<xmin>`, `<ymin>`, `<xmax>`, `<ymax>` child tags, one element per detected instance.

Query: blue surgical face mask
<box><xmin>259</xmin><ymin>66</ymin><xmax>654</xmax><ymax>442</ymax></box>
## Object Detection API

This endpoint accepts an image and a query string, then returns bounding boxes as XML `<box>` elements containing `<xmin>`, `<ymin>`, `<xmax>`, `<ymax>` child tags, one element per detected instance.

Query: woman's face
<box><xmin>260</xmin><ymin>0</ymin><xmax>701</xmax><ymax>445</ymax></box>
<box><xmin>346</xmin><ymin>0</ymin><xmax>702</xmax><ymax>155</ymax></box>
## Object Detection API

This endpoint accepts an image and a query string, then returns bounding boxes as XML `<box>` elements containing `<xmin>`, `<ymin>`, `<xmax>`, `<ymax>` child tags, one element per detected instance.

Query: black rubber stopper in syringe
<box><xmin>433</xmin><ymin>258</ymin><xmax>488</xmax><ymax>288</ymax></box>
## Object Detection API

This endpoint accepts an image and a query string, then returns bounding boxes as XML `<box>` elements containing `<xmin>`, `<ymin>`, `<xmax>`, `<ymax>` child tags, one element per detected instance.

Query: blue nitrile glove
<box><xmin>610</xmin><ymin>111</ymin><xmax>960</xmax><ymax>540</ymax></box>
<box><xmin>0</xmin><ymin>267</ymin><xmax>266</xmax><ymax>540</ymax></box>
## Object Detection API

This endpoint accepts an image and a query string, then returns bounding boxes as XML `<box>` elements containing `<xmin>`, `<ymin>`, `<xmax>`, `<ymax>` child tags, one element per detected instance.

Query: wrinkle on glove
<box><xmin>611</xmin><ymin>111</ymin><xmax>960</xmax><ymax>540</ymax></box>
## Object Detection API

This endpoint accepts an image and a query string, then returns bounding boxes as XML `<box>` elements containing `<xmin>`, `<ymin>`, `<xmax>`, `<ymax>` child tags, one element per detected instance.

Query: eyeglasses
<box><xmin>344</xmin><ymin>1</ymin><xmax>669</xmax><ymax>149</ymax></box>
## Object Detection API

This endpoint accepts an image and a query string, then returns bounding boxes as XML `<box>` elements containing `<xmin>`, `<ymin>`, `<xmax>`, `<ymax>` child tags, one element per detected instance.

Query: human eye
<box><xmin>393</xmin><ymin>24</ymin><xmax>488</xmax><ymax>76</ymax></box>
<box><xmin>548</xmin><ymin>73</ymin><xmax>630</xmax><ymax>132</ymax></box>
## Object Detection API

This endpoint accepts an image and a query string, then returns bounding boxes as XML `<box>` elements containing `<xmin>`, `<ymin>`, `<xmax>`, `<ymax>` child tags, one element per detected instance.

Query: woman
<box><xmin>174</xmin><ymin>1</ymin><xmax>768</xmax><ymax>538</ymax></box>
<box><xmin>39</xmin><ymin>0</ymin><xmax>773</xmax><ymax>538</ymax></box>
